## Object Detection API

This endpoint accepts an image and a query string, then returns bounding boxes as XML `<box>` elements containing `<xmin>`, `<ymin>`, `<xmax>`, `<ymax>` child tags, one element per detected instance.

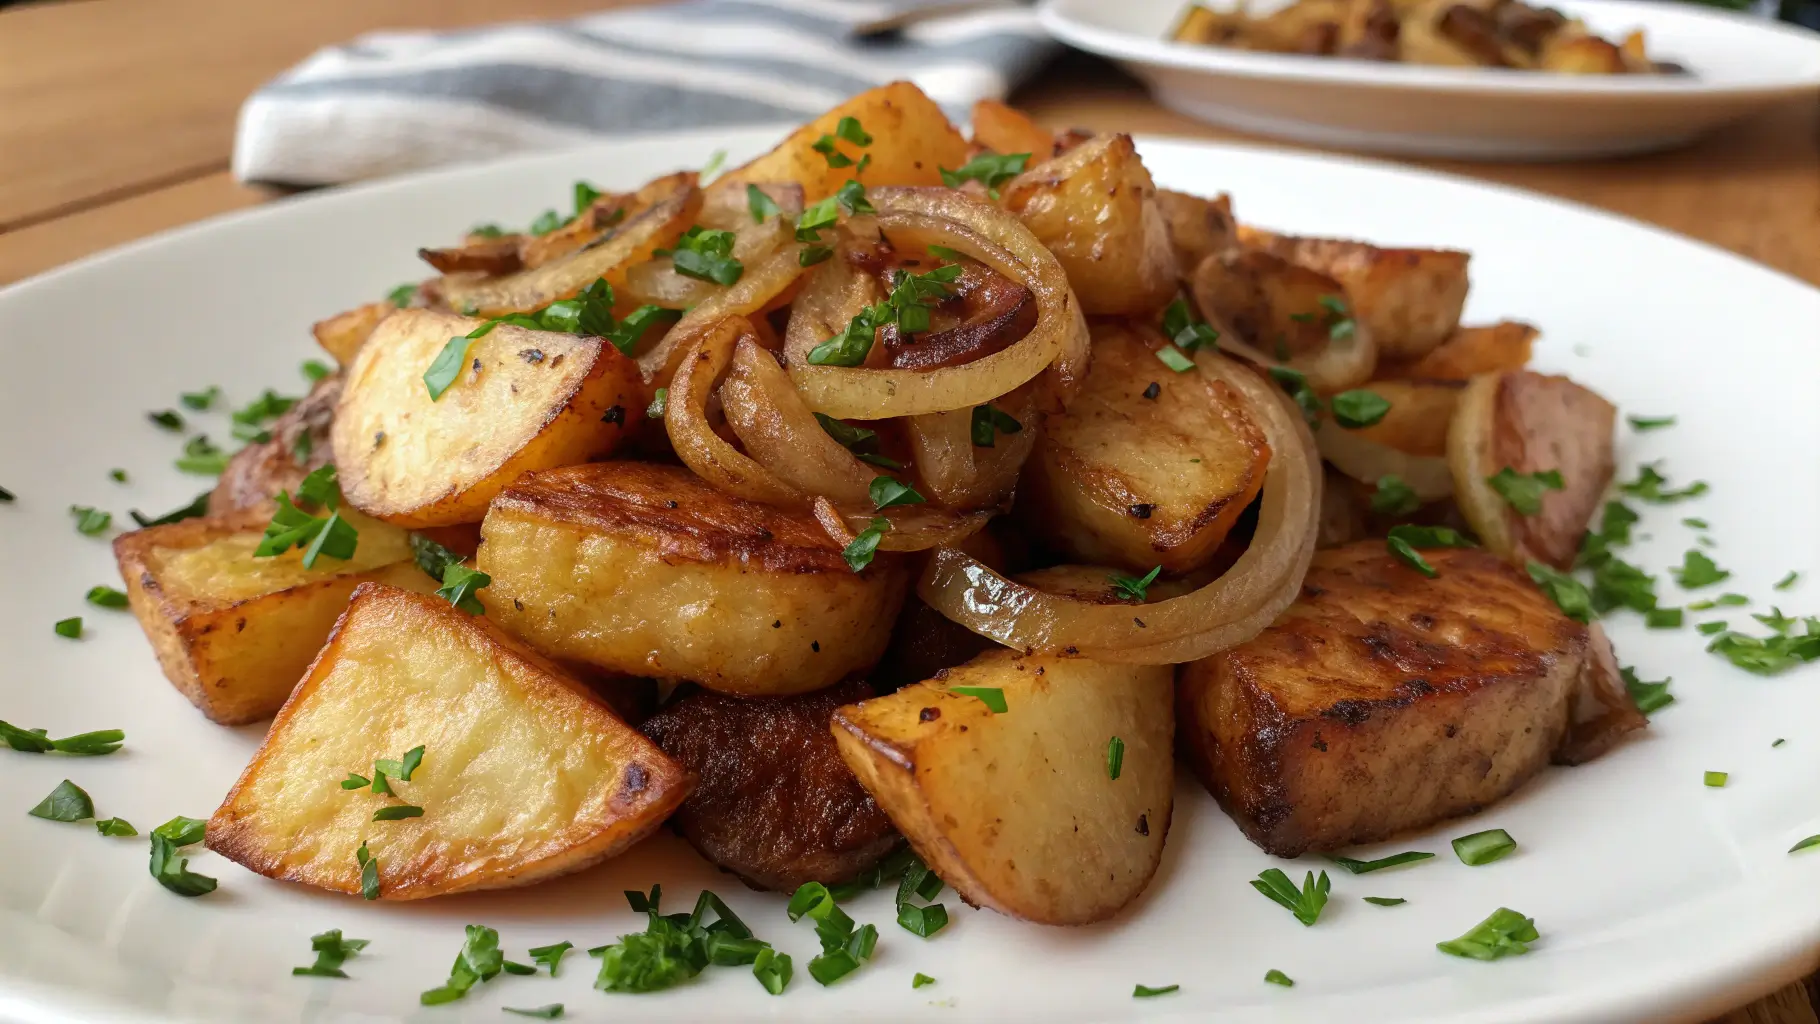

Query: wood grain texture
<box><xmin>0</xmin><ymin>2</ymin><xmax>1812</xmax><ymax>1019</ymax></box>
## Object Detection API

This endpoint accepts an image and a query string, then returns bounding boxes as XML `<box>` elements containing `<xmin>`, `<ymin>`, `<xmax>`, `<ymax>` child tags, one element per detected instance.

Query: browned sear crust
<box><xmin>641</xmin><ymin>680</ymin><xmax>901</xmax><ymax>892</ymax></box>
<box><xmin>1178</xmin><ymin>542</ymin><xmax>1644</xmax><ymax>857</ymax></box>
<box><xmin>208</xmin><ymin>374</ymin><xmax>340</xmax><ymax>515</ymax></box>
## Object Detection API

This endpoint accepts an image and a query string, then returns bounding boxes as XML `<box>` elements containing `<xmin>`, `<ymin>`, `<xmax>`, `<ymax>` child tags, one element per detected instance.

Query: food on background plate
<box><xmin>91</xmin><ymin>80</ymin><xmax>1675</xmax><ymax>992</ymax></box>
<box><xmin>1170</xmin><ymin>0</ymin><xmax>1687</xmax><ymax>75</ymax></box>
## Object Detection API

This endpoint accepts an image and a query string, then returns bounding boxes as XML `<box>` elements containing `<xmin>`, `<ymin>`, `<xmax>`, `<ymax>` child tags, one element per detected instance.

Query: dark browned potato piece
<box><xmin>1155</xmin><ymin>189</ymin><xmax>1239</xmax><ymax>281</ymax></box>
<box><xmin>1179</xmin><ymin>543</ymin><xmax>1645</xmax><ymax>857</ymax></box>
<box><xmin>419</xmin><ymin>237</ymin><xmax>524</xmax><ymax>276</ymax></box>
<box><xmin>1377</xmin><ymin>321</ymin><xmax>1536</xmax><ymax>381</ymax></box>
<box><xmin>641</xmin><ymin>681</ymin><xmax>902</xmax><ymax>892</ymax></box>
<box><xmin>208</xmin><ymin>374</ymin><xmax>340</xmax><ymax>515</ymax></box>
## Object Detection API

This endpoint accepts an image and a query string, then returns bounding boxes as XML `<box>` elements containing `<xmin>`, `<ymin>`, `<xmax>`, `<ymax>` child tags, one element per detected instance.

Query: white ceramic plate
<box><xmin>1039</xmin><ymin>0</ymin><xmax>1820</xmax><ymax>159</ymax></box>
<box><xmin>3</xmin><ymin>127</ymin><xmax>1819</xmax><ymax>1024</ymax></box>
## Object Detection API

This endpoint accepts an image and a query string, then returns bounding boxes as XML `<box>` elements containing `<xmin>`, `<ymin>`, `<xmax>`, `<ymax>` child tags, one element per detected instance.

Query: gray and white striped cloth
<box><xmin>233</xmin><ymin>0</ymin><xmax>1058</xmax><ymax>187</ymax></box>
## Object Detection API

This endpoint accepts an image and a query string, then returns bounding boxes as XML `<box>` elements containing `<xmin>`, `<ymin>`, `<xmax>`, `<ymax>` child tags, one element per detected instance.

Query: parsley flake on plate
<box><xmin>1437</xmin><ymin>907</ymin><xmax>1538</xmax><ymax>960</ymax></box>
<box><xmin>1133</xmin><ymin>983</ymin><xmax>1181</xmax><ymax>998</ymax></box>
<box><xmin>1452</xmin><ymin>828</ymin><xmax>1517</xmax><ymax>866</ymax></box>
<box><xmin>1618</xmin><ymin>462</ymin><xmax>1707</xmax><ymax>503</ymax></box>
<box><xmin>28</xmin><ymin>779</ymin><xmax>94</xmax><ymax>822</ymax></box>
<box><xmin>1328</xmin><ymin>850</ymin><xmax>1434</xmax><ymax>874</ymax></box>
<box><xmin>1672</xmin><ymin>549</ymin><xmax>1730</xmax><ymax>589</ymax></box>
<box><xmin>1621</xmin><ymin>667</ymin><xmax>1674</xmax><ymax>714</ymax></box>
<box><xmin>1264</xmin><ymin>969</ymin><xmax>1295</xmax><ymax>987</ymax></box>
<box><xmin>1251</xmin><ymin>868</ymin><xmax>1329</xmax><ymax>925</ymax></box>
<box><xmin>291</xmin><ymin>929</ymin><xmax>370</xmax><ymax>979</ymax></box>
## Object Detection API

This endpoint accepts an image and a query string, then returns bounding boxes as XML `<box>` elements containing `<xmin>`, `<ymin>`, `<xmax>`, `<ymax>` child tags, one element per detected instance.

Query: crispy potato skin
<box><xmin>209</xmin><ymin>374</ymin><xmax>340</xmax><ymax>515</ymax></box>
<box><xmin>1242</xmin><ymin>228</ymin><xmax>1470</xmax><ymax>359</ymax></box>
<box><xmin>113</xmin><ymin>508</ymin><xmax>434</xmax><ymax>724</ymax></box>
<box><xmin>1178</xmin><ymin>543</ymin><xmax>1644</xmax><ymax>857</ymax></box>
<box><xmin>313</xmin><ymin>301</ymin><xmax>393</xmax><ymax>366</ymax></box>
<box><xmin>208</xmin><ymin>585</ymin><xmax>690</xmax><ymax>899</ymax></box>
<box><xmin>1450</xmin><ymin>370</ymin><xmax>1616</xmax><ymax>569</ymax></box>
<box><xmin>479</xmin><ymin>462</ymin><xmax>908</xmax><ymax>696</ymax></box>
<box><xmin>333</xmin><ymin>309</ymin><xmax>641</xmax><ymax>528</ymax></box>
<box><xmin>1002</xmin><ymin>134</ymin><xmax>1179</xmax><ymax>316</ymax></box>
<box><xmin>716</xmin><ymin>81</ymin><xmax>971</xmax><ymax>202</ymax></box>
<box><xmin>1020</xmin><ymin>321</ymin><xmax>1270</xmax><ymax>574</ymax></box>
<box><xmin>641</xmin><ymin>681</ymin><xmax>900</xmax><ymax>892</ymax></box>
<box><xmin>1378</xmin><ymin>321</ymin><xmax>1536</xmax><ymax>381</ymax></box>
<box><xmin>833</xmin><ymin>650</ymin><xmax>1174</xmax><ymax>926</ymax></box>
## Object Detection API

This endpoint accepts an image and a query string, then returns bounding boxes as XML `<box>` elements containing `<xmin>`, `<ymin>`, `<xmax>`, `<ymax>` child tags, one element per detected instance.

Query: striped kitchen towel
<box><xmin>233</xmin><ymin>0</ymin><xmax>1058</xmax><ymax>187</ymax></box>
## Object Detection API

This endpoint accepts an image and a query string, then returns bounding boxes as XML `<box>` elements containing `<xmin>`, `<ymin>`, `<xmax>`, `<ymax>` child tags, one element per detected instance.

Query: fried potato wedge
<box><xmin>333</xmin><ymin>309</ymin><xmax>641</xmax><ymax>528</ymax></box>
<box><xmin>207</xmin><ymin>584</ymin><xmax>690</xmax><ymax>899</ymax></box>
<box><xmin>1378</xmin><ymin>321</ymin><xmax>1536</xmax><ymax>381</ymax></box>
<box><xmin>1002</xmin><ymin>134</ymin><xmax>1179</xmax><ymax>316</ymax></box>
<box><xmin>441</xmin><ymin>172</ymin><xmax>698</xmax><ymax>317</ymax></box>
<box><xmin>1343</xmin><ymin>377</ymin><xmax>1463</xmax><ymax>458</ymax></box>
<box><xmin>1156</xmin><ymin>188</ymin><xmax>1239</xmax><ymax>282</ymax></box>
<box><xmin>1178</xmin><ymin>543</ymin><xmax>1645</xmax><ymax>857</ymax></box>
<box><xmin>113</xmin><ymin>508</ymin><xmax>434</xmax><ymax>724</ymax></box>
<box><xmin>968</xmin><ymin>98</ymin><xmax>1058</xmax><ymax>160</ymax></box>
<box><xmin>1449</xmin><ymin>370</ymin><xmax>1616</xmax><ymax>570</ymax></box>
<box><xmin>1241</xmin><ymin>227</ymin><xmax>1470</xmax><ymax>360</ymax></box>
<box><xmin>833</xmin><ymin>650</ymin><xmax>1174</xmax><ymax>925</ymax></box>
<box><xmin>715</xmin><ymin>81</ymin><xmax>971</xmax><ymax>202</ymax></box>
<box><xmin>1020</xmin><ymin>321</ymin><xmax>1271</xmax><ymax>574</ymax></box>
<box><xmin>209</xmin><ymin>374</ymin><xmax>340</xmax><ymax>515</ymax></box>
<box><xmin>1191</xmin><ymin>248</ymin><xmax>1378</xmax><ymax>392</ymax></box>
<box><xmin>478</xmin><ymin>462</ymin><xmax>909</xmax><ymax>696</ymax></box>
<box><xmin>641</xmin><ymin>680</ymin><xmax>900</xmax><ymax>892</ymax></box>
<box><xmin>313</xmin><ymin>301</ymin><xmax>394</xmax><ymax>366</ymax></box>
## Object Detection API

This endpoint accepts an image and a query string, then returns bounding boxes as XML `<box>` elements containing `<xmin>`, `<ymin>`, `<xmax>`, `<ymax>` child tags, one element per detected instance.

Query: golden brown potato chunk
<box><xmin>1191</xmin><ymin>248</ymin><xmax>1378</xmax><ymax>392</ymax></box>
<box><xmin>1449</xmin><ymin>370</ymin><xmax>1616</xmax><ymax>570</ymax></box>
<box><xmin>1002</xmin><ymin>134</ymin><xmax>1179</xmax><ymax>316</ymax></box>
<box><xmin>1020</xmin><ymin>321</ymin><xmax>1270</xmax><ymax>574</ymax></box>
<box><xmin>113</xmin><ymin>508</ymin><xmax>435</xmax><ymax>724</ymax></box>
<box><xmin>208</xmin><ymin>584</ymin><xmax>690</xmax><ymax>900</ymax></box>
<box><xmin>1156</xmin><ymin>189</ymin><xmax>1239</xmax><ymax>281</ymax></box>
<box><xmin>714</xmin><ymin>81</ymin><xmax>971</xmax><ymax>202</ymax></box>
<box><xmin>1242</xmin><ymin>227</ymin><xmax>1470</xmax><ymax>360</ymax></box>
<box><xmin>209</xmin><ymin>375</ymin><xmax>340</xmax><ymax>515</ymax></box>
<box><xmin>478</xmin><ymin>462</ymin><xmax>909</xmax><ymax>696</ymax></box>
<box><xmin>1378</xmin><ymin>321</ymin><xmax>1537</xmax><ymax>381</ymax></box>
<box><xmin>1343</xmin><ymin>377</ymin><xmax>1463</xmax><ymax>458</ymax></box>
<box><xmin>968</xmin><ymin>98</ymin><xmax>1060</xmax><ymax>161</ymax></box>
<box><xmin>313</xmin><ymin>301</ymin><xmax>395</xmax><ymax>367</ymax></box>
<box><xmin>1178</xmin><ymin>543</ymin><xmax>1645</xmax><ymax>857</ymax></box>
<box><xmin>640</xmin><ymin>680</ymin><xmax>901</xmax><ymax>892</ymax></box>
<box><xmin>333</xmin><ymin>309</ymin><xmax>641</xmax><ymax>528</ymax></box>
<box><xmin>834</xmin><ymin>650</ymin><xmax>1175</xmax><ymax>926</ymax></box>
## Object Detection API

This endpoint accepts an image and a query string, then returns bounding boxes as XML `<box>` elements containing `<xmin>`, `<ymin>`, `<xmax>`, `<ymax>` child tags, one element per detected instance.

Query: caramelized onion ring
<box><xmin>721</xmin><ymin>337</ymin><xmax>875</xmax><ymax>504</ymax></box>
<box><xmin>665</xmin><ymin>316</ymin><xmax>806</xmax><ymax>507</ymax></box>
<box><xmin>917</xmin><ymin>351</ymin><xmax>1320</xmax><ymax>664</ymax></box>
<box><xmin>1316</xmin><ymin>423</ymin><xmax>1455</xmax><ymax>501</ymax></box>
<box><xmin>639</xmin><ymin>242</ymin><xmax>808</xmax><ymax>389</ymax></box>
<box><xmin>783</xmin><ymin>188</ymin><xmax>1087</xmax><ymax>419</ymax></box>
<box><xmin>907</xmin><ymin>384</ymin><xmax>1039</xmax><ymax>511</ymax></box>
<box><xmin>813</xmin><ymin>497</ymin><xmax>994</xmax><ymax>554</ymax></box>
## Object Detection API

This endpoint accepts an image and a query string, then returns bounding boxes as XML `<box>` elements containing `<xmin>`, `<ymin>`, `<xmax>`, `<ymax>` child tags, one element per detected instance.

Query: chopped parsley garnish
<box><xmin>0</xmin><ymin>485</ymin><xmax>13</xmax><ymax>502</ymax></box>
<box><xmin>869</xmin><ymin>476</ymin><xmax>925</xmax><ymax>510</ymax></box>
<box><xmin>292</xmin><ymin>929</ymin><xmax>370</xmax><ymax>979</ymax></box>
<box><xmin>1437</xmin><ymin>908</ymin><xmax>1537</xmax><ymax>960</ymax></box>
<box><xmin>950</xmin><ymin>686</ymin><xmax>1007</xmax><ymax>714</ymax></box>
<box><xmin>1109</xmin><ymin>565</ymin><xmax>1163</xmax><ymax>602</ymax></box>
<box><xmin>1106</xmin><ymin>736</ymin><xmax>1126</xmax><ymax>780</ymax></box>
<box><xmin>593</xmin><ymin>886</ymin><xmax>784</xmax><ymax>994</ymax></box>
<box><xmin>175</xmin><ymin>435</ymin><xmax>231</xmax><ymax>475</ymax></box>
<box><xmin>387</xmin><ymin>283</ymin><xmax>418</xmax><ymax>307</ymax></box>
<box><xmin>28</xmin><ymin>779</ymin><xmax>94</xmax><ymax>821</ymax></box>
<box><xmin>894</xmin><ymin>857</ymin><xmax>949</xmax><ymax>939</ymax></box>
<box><xmin>753</xmin><ymin>947</ymin><xmax>792</xmax><ymax>995</ymax></box>
<box><xmin>86</xmin><ymin>585</ymin><xmax>129</xmax><ymax>609</ymax></box>
<box><xmin>1672</xmin><ymin>549</ymin><xmax>1730</xmax><ymax>589</ymax></box>
<box><xmin>913</xmin><ymin>972</ymin><xmax>937</xmax><ymax>989</ymax></box>
<box><xmin>1618</xmin><ymin>462</ymin><xmax>1708</xmax><ymax>503</ymax></box>
<box><xmin>372</xmin><ymin>805</ymin><xmax>423</xmax><ymax>821</ymax></box>
<box><xmin>1486</xmin><ymin>467</ymin><xmax>1564</xmax><ymax>516</ymax></box>
<box><xmin>408</xmin><ymin>532</ymin><xmax>464</xmax><ymax>582</ymax></box>
<box><xmin>301</xmin><ymin>359</ymin><xmax>333</xmax><ymax>384</ymax></box>
<box><xmin>1317</xmin><ymin>294</ymin><xmax>1355</xmax><ymax>340</ymax></box>
<box><xmin>1627</xmin><ymin>414</ymin><xmax>1675</xmax><ymax>431</ymax></box>
<box><xmin>503</xmin><ymin>1006</ymin><xmax>563</xmax><ymax>1020</ymax></box>
<box><xmin>746</xmin><ymin>184</ymin><xmax>781</xmax><ymax>223</ymax></box>
<box><xmin>524</xmin><ymin>181</ymin><xmax>609</xmax><ymax>236</ymax></box>
<box><xmin>422</xmin><ymin>924</ymin><xmax>508</xmax><ymax>1004</ymax></box>
<box><xmin>425</xmin><ymin>280</ymin><xmax>670</xmax><ymax>397</ymax></box>
<box><xmin>1590</xmin><ymin>555</ymin><xmax>1658</xmax><ymax>615</ymax></box>
<box><xmin>843</xmin><ymin>517</ymin><xmax>889</xmax><ymax>573</ymax></box>
<box><xmin>70</xmin><ymin>505</ymin><xmax>111</xmax><ymax>536</ymax></box>
<box><xmin>701</xmin><ymin>149</ymin><xmax>728</xmax><ymax>179</ymax></box>
<box><xmin>437</xmin><ymin>565</ymin><xmax>491</xmax><ymax>614</ymax></box>
<box><xmin>528</xmin><ymin>941</ymin><xmax>573</xmax><ymax>976</ymax></box>
<box><xmin>1162</xmin><ymin>298</ymin><xmax>1219</xmax><ymax>352</ymax></box>
<box><xmin>1623</xmin><ymin>669</ymin><xmax>1674</xmax><ymax>716</ymax></box>
<box><xmin>96</xmin><ymin>817</ymin><xmax>137</xmax><ymax>837</ymax></box>
<box><xmin>1370</xmin><ymin>475</ymin><xmax>1421</xmax><ymax>517</ymax></box>
<box><xmin>1754</xmin><ymin>608</ymin><xmax>1798</xmax><ymax>634</ymax></box>
<box><xmin>662</xmin><ymin>226</ymin><xmax>744</xmax><ymax>286</ymax></box>
<box><xmin>939</xmin><ymin>151</ymin><xmax>1030</xmax><ymax>198</ymax></box>
<box><xmin>1155</xmin><ymin>344</ymin><xmax>1195</xmax><ymax>373</ymax></box>
<box><xmin>813</xmin><ymin>116</ymin><xmax>874</xmax><ymax>170</ymax></box>
<box><xmin>1386</xmin><ymin>524</ymin><xmax>1475</xmax><ymax>578</ymax></box>
<box><xmin>1774</xmin><ymin>738</ymin><xmax>1787</xmax><ymax>748</ymax></box>
<box><xmin>1791</xmin><ymin>835</ymin><xmax>1820</xmax><ymax>854</ymax></box>
<box><xmin>357</xmin><ymin>841</ymin><xmax>379</xmax><ymax>899</ymax></box>
<box><xmin>1682</xmin><ymin>517</ymin><xmax>1709</xmax><ymax>529</ymax></box>
<box><xmin>815</xmin><ymin>413</ymin><xmax>901</xmax><ymax>468</ymax></box>
<box><xmin>1646</xmin><ymin>607</ymin><xmax>1683</xmax><ymax>629</ymax></box>
<box><xmin>1776</xmin><ymin>571</ymin><xmax>1800</xmax><ymax>590</ymax></box>
<box><xmin>889</xmin><ymin>263</ymin><xmax>964</xmax><ymax>333</ymax></box>
<box><xmin>109</xmin><ymin>469</ymin><xmax>128</xmax><ymax>483</ymax></box>
<box><xmin>1264</xmin><ymin>969</ymin><xmax>1294</xmax><ymax>987</ymax></box>
<box><xmin>1451</xmin><ymin>828</ymin><xmax>1517</xmax><ymax>866</ymax></box>
<box><xmin>786</xmin><ymin>882</ymin><xmax>877</xmax><ymax>986</ymax></box>
<box><xmin>53</xmin><ymin>617</ymin><xmax>82</xmax><ymax>639</ymax></box>
<box><xmin>1363</xmin><ymin>896</ymin><xmax>1407</xmax><ymax>906</ymax></box>
<box><xmin>180</xmin><ymin>386</ymin><xmax>221</xmax><ymax>411</ymax></box>
<box><xmin>149</xmin><ymin>815</ymin><xmax>216</xmax><ymax>896</ymax></box>
<box><xmin>967</xmin><ymin>404</ymin><xmax>1025</xmax><ymax>450</ymax></box>
<box><xmin>469</xmin><ymin>226</ymin><xmax>505</xmax><ymax>239</ymax></box>
<box><xmin>1703</xmin><ymin>770</ymin><xmax>1728</xmax><ymax>788</ymax></box>
<box><xmin>1328</xmin><ymin>850</ymin><xmax>1434</xmax><ymax>874</ymax></box>
<box><xmin>1331</xmin><ymin>389</ymin><xmax>1391</xmax><ymax>429</ymax></box>
<box><xmin>130</xmin><ymin>491</ymin><xmax>211</xmax><ymax>527</ymax></box>
<box><xmin>0</xmin><ymin>723</ymin><xmax>123</xmax><ymax>756</ymax></box>
<box><xmin>647</xmin><ymin>387</ymin><xmax>669</xmax><ymax>419</ymax></box>
<box><xmin>1268</xmin><ymin>366</ymin><xmax>1322</xmax><ymax>425</ymax></box>
<box><xmin>1688</xmin><ymin>593</ymin><xmax>1749</xmax><ymax>610</ymax></box>
<box><xmin>1698</xmin><ymin>620</ymin><xmax>1730</xmax><ymax>636</ymax></box>
<box><xmin>1251</xmin><ymin>868</ymin><xmax>1330</xmax><ymax>926</ymax></box>
<box><xmin>148</xmin><ymin>409</ymin><xmax>185</xmax><ymax>431</ymax></box>
<box><xmin>1527</xmin><ymin>561</ymin><xmax>1593</xmax><ymax>623</ymax></box>
<box><xmin>1133</xmin><ymin>983</ymin><xmax>1181</xmax><ymax>998</ymax></box>
<box><xmin>233</xmin><ymin>389</ymin><xmax>297</xmax><ymax>427</ymax></box>
<box><xmin>808</xmin><ymin>306</ymin><xmax>882</xmax><ymax>367</ymax></box>
<box><xmin>1706</xmin><ymin>619</ymin><xmax>1820</xmax><ymax>675</ymax></box>
<box><xmin>255</xmin><ymin>467</ymin><xmax>357</xmax><ymax>569</ymax></box>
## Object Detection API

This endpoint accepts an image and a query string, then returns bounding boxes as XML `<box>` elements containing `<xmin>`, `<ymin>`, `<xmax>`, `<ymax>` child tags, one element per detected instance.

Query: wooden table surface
<box><xmin>1</xmin><ymin>0</ymin><xmax>1816</xmax><ymax>1019</ymax></box>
